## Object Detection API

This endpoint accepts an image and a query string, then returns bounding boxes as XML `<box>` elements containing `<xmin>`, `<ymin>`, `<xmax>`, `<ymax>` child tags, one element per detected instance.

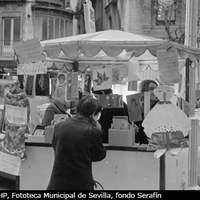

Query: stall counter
<box><xmin>0</xmin><ymin>133</ymin><xmax>189</xmax><ymax>190</ymax></box>
<box><xmin>18</xmin><ymin>142</ymin><xmax>188</xmax><ymax>190</ymax></box>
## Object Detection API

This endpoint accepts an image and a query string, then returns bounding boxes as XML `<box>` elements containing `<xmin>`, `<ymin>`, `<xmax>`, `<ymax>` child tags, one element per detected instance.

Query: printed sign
<box><xmin>13</xmin><ymin>38</ymin><xmax>45</xmax><ymax>64</ymax></box>
<box><xmin>156</xmin><ymin>47</ymin><xmax>181</xmax><ymax>84</ymax></box>
<box><xmin>0</xmin><ymin>151</ymin><xmax>21</xmax><ymax>176</ymax></box>
<box><xmin>17</xmin><ymin>61</ymin><xmax>50</xmax><ymax>75</ymax></box>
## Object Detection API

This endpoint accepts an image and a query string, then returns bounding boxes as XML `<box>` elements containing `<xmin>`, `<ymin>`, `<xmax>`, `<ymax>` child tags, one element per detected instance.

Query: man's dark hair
<box><xmin>76</xmin><ymin>95</ymin><xmax>98</xmax><ymax>117</ymax></box>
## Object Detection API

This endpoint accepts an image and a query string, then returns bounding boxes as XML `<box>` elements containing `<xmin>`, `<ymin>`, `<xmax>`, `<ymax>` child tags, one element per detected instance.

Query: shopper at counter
<box><xmin>42</xmin><ymin>97</ymin><xmax>70</xmax><ymax>126</ymax></box>
<box><xmin>47</xmin><ymin>95</ymin><xmax>106</xmax><ymax>190</ymax></box>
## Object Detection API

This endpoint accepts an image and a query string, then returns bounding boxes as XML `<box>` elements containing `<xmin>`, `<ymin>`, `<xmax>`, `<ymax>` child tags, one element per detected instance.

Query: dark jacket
<box><xmin>42</xmin><ymin>100</ymin><xmax>68</xmax><ymax>126</ymax></box>
<box><xmin>47</xmin><ymin>115</ymin><xmax>106</xmax><ymax>190</ymax></box>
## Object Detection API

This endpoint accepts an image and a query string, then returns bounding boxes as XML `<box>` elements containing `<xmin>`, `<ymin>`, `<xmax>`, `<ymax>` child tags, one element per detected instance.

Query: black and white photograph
<box><xmin>0</xmin><ymin>0</ymin><xmax>199</xmax><ymax>196</ymax></box>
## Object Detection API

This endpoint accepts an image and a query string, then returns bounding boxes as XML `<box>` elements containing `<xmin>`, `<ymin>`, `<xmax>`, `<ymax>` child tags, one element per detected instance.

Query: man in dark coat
<box><xmin>47</xmin><ymin>95</ymin><xmax>106</xmax><ymax>190</ymax></box>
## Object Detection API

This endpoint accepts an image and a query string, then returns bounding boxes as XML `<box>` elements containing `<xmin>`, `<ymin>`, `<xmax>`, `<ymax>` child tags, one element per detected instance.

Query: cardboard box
<box><xmin>26</xmin><ymin>135</ymin><xmax>45</xmax><ymax>143</ymax></box>
<box><xmin>108</xmin><ymin>128</ymin><xmax>135</xmax><ymax>147</ymax></box>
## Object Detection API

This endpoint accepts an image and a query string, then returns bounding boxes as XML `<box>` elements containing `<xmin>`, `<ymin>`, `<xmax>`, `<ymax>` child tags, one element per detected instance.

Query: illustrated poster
<box><xmin>112</xmin><ymin>67</ymin><xmax>121</xmax><ymax>84</ymax></box>
<box><xmin>53</xmin><ymin>72</ymin><xmax>67</xmax><ymax>101</ymax></box>
<box><xmin>35</xmin><ymin>74</ymin><xmax>49</xmax><ymax>96</ymax></box>
<box><xmin>25</xmin><ymin>75</ymin><xmax>34</xmax><ymax>96</ymax></box>
<box><xmin>92</xmin><ymin>68</ymin><xmax>112</xmax><ymax>91</ymax></box>
<box><xmin>126</xmin><ymin>93</ymin><xmax>143</xmax><ymax>122</ymax></box>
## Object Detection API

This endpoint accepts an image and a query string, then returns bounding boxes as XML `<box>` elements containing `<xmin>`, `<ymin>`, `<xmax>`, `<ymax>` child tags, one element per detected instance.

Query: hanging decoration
<box><xmin>142</xmin><ymin>85</ymin><xmax>190</xmax><ymax>157</ymax></box>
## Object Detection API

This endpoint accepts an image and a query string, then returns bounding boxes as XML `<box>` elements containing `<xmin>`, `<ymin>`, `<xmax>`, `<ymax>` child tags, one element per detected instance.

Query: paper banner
<box><xmin>127</xmin><ymin>57</ymin><xmax>140</xmax><ymax>82</ymax></box>
<box><xmin>92</xmin><ymin>68</ymin><xmax>112</xmax><ymax>91</ymax></box>
<box><xmin>156</xmin><ymin>47</ymin><xmax>181</xmax><ymax>84</ymax></box>
<box><xmin>17</xmin><ymin>61</ymin><xmax>49</xmax><ymax>75</ymax></box>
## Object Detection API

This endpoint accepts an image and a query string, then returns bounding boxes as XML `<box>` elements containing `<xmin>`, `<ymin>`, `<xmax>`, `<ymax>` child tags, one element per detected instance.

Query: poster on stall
<box><xmin>126</xmin><ymin>93</ymin><xmax>143</xmax><ymax>122</ymax></box>
<box><xmin>71</xmin><ymin>72</ymin><xmax>79</xmax><ymax>99</ymax></box>
<box><xmin>112</xmin><ymin>67</ymin><xmax>121</xmax><ymax>84</ymax></box>
<box><xmin>35</xmin><ymin>74</ymin><xmax>50</xmax><ymax>96</ymax></box>
<box><xmin>66</xmin><ymin>72</ymin><xmax>72</xmax><ymax>101</ymax></box>
<box><xmin>93</xmin><ymin>68</ymin><xmax>112</xmax><ymax>91</ymax></box>
<box><xmin>25</xmin><ymin>75</ymin><xmax>34</xmax><ymax>96</ymax></box>
<box><xmin>84</xmin><ymin>71</ymin><xmax>92</xmax><ymax>94</ymax></box>
<box><xmin>156</xmin><ymin>47</ymin><xmax>181</xmax><ymax>84</ymax></box>
<box><xmin>50</xmin><ymin>78</ymin><xmax>57</xmax><ymax>98</ymax></box>
<box><xmin>53</xmin><ymin>72</ymin><xmax>67</xmax><ymax>101</ymax></box>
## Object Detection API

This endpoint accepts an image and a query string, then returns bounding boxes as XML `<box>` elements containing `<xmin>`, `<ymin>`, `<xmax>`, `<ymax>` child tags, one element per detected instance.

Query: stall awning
<box><xmin>41</xmin><ymin>30</ymin><xmax>200</xmax><ymax>62</ymax></box>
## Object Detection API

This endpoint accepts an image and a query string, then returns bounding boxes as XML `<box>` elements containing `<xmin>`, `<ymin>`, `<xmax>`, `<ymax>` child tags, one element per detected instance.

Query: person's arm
<box><xmin>90</xmin><ymin>127</ymin><xmax>106</xmax><ymax>162</ymax></box>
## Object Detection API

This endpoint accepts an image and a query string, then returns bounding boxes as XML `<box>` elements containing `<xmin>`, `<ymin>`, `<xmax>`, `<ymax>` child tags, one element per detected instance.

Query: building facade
<box><xmin>77</xmin><ymin>0</ymin><xmax>200</xmax><ymax>44</ymax></box>
<box><xmin>0</xmin><ymin>0</ymin><xmax>77</xmax><ymax>76</ymax></box>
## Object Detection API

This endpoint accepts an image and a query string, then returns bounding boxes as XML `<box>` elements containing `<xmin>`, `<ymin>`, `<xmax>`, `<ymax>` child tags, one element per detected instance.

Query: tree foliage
<box><xmin>152</xmin><ymin>0</ymin><xmax>185</xmax><ymax>44</ymax></box>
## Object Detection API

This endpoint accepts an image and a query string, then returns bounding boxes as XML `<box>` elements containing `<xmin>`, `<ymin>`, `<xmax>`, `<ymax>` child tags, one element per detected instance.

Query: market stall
<box><xmin>1</xmin><ymin>30</ymin><xmax>200</xmax><ymax>190</ymax></box>
<box><xmin>40</xmin><ymin>29</ymin><xmax>200</xmax><ymax>190</ymax></box>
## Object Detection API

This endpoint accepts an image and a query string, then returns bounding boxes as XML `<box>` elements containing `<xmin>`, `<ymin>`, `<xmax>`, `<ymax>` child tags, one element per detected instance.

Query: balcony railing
<box><xmin>35</xmin><ymin>0</ymin><xmax>64</xmax><ymax>7</ymax></box>
<box><xmin>0</xmin><ymin>44</ymin><xmax>15</xmax><ymax>57</ymax></box>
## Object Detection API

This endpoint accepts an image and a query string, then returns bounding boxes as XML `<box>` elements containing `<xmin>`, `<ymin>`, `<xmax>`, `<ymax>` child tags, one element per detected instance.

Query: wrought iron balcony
<box><xmin>0</xmin><ymin>42</ymin><xmax>16</xmax><ymax>57</ymax></box>
<box><xmin>35</xmin><ymin>0</ymin><xmax>64</xmax><ymax>7</ymax></box>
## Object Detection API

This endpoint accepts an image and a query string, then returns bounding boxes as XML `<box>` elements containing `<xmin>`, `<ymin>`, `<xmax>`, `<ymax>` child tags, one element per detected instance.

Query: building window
<box><xmin>108</xmin><ymin>16</ymin><xmax>112</xmax><ymax>29</ymax></box>
<box><xmin>2</xmin><ymin>17</ymin><xmax>20</xmax><ymax>46</ymax></box>
<box><xmin>65</xmin><ymin>0</ymin><xmax>70</xmax><ymax>8</ymax></box>
<box><xmin>42</xmin><ymin>17</ymin><xmax>48</xmax><ymax>40</ymax></box>
<box><xmin>156</xmin><ymin>0</ymin><xmax>176</xmax><ymax>25</ymax></box>
<box><xmin>41</xmin><ymin>16</ymin><xmax>72</xmax><ymax>40</ymax></box>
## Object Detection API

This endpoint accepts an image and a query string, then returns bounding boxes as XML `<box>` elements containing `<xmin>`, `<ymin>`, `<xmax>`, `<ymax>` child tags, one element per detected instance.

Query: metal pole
<box><xmin>184</xmin><ymin>0</ymin><xmax>199</xmax><ymax>188</ymax></box>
